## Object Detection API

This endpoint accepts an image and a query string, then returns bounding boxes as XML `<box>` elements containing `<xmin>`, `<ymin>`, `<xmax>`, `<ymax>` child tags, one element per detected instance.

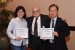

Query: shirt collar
<box><xmin>16</xmin><ymin>17</ymin><xmax>24</xmax><ymax>21</ymax></box>
<box><xmin>51</xmin><ymin>17</ymin><xmax>57</xmax><ymax>21</ymax></box>
<box><xmin>34</xmin><ymin>16</ymin><xmax>40</xmax><ymax>20</ymax></box>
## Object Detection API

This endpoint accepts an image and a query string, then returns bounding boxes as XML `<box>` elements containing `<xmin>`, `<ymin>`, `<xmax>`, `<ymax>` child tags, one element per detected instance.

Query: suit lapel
<box><xmin>48</xmin><ymin>18</ymin><xmax>51</xmax><ymax>28</ymax></box>
<box><xmin>40</xmin><ymin>15</ymin><xmax>42</xmax><ymax>28</ymax></box>
<box><xmin>30</xmin><ymin>17</ymin><xmax>34</xmax><ymax>29</ymax></box>
<box><xmin>54</xmin><ymin>17</ymin><xmax>60</xmax><ymax>31</ymax></box>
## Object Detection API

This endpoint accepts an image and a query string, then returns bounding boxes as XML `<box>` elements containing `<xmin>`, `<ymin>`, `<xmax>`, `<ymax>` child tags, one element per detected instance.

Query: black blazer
<box><xmin>45</xmin><ymin>17</ymin><xmax>70</xmax><ymax>50</ymax></box>
<box><xmin>26</xmin><ymin>14</ymin><xmax>48</xmax><ymax>45</ymax></box>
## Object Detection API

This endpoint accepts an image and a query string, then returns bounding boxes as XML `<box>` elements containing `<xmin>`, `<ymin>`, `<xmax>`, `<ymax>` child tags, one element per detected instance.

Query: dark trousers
<box><xmin>47</xmin><ymin>41</ymin><xmax>68</xmax><ymax>50</ymax></box>
<box><xmin>31</xmin><ymin>36</ymin><xmax>45</xmax><ymax>50</ymax></box>
<box><xmin>47</xmin><ymin>42</ymin><xmax>54</xmax><ymax>50</ymax></box>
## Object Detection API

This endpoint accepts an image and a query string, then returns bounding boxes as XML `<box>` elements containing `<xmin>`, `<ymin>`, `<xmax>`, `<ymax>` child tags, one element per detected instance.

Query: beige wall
<box><xmin>7</xmin><ymin>1</ymin><xmax>75</xmax><ymax>50</ymax></box>
<box><xmin>7</xmin><ymin>0</ymin><xmax>75</xmax><ymax>26</ymax></box>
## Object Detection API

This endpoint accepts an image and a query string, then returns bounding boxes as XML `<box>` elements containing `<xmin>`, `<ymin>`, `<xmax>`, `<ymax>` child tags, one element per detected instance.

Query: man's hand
<box><xmin>26</xmin><ymin>44</ymin><xmax>28</xmax><ymax>47</ymax></box>
<box><xmin>53</xmin><ymin>31</ymin><xmax>58</xmax><ymax>37</ymax></box>
<box><xmin>42</xmin><ymin>37</ymin><xmax>48</xmax><ymax>41</ymax></box>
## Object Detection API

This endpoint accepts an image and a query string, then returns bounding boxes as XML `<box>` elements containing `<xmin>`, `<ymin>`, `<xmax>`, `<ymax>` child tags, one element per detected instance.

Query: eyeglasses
<box><xmin>32</xmin><ymin>10</ymin><xmax>40</xmax><ymax>13</ymax></box>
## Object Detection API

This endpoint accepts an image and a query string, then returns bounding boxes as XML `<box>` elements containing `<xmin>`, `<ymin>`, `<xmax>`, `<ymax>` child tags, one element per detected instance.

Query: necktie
<box><xmin>50</xmin><ymin>19</ymin><xmax>54</xmax><ymax>43</ymax></box>
<box><xmin>34</xmin><ymin>17</ymin><xmax>38</xmax><ymax>37</ymax></box>
<box><xmin>52</xmin><ymin>19</ymin><xmax>54</xmax><ymax>28</ymax></box>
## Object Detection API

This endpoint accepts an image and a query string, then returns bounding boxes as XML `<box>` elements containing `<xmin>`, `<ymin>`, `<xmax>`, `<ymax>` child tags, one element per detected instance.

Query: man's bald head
<box><xmin>32</xmin><ymin>6</ymin><xmax>40</xmax><ymax>12</ymax></box>
<box><xmin>32</xmin><ymin>6</ymin><xmax>40</xmax><ymax>17</ymax></box>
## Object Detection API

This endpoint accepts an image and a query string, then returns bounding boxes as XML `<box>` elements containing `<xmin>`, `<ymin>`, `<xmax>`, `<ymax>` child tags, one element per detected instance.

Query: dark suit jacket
<box><xmin>45</xmin><ymin>17</ymin><xmax>70</xmax><ymax>50</ymax></box>
<box><xmin>26</xmin><ymin>14</ymin><xmax>48</xmax><ymax>46</ymax></box>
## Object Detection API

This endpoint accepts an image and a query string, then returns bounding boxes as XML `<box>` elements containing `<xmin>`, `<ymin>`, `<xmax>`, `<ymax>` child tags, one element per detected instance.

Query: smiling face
<box><xmin>49</xmin><ymin>6</ymin><xmax>58</xmax><ymax>18</ymax></box>
<box><xmin>17</xmin><ymin>9</ymin><xmax>24</xmax><ymax>18</ymax></box>
<box><xmin>32</xmin><ymin>6</ymin><xmax>40</xmax><ymax>17</ymax></box>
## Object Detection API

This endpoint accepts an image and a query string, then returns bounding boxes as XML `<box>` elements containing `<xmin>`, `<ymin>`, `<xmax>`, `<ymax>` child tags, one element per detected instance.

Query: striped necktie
<box><xmin>34</xmin><ymin>17</ymin><xmax>38</xmax><ymax>37</ymax></box>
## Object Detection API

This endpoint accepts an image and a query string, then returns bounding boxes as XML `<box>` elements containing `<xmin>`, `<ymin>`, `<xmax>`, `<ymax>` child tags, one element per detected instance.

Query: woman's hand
<box><xmin>15</xmin><ymin>37</ymin><xmax>22</xmax><ymax>40</ymax></box>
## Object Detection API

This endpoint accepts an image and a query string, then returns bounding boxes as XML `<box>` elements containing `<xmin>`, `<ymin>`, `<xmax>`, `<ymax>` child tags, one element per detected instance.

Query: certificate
<box><xmin>15</xmin><ymin>28</ymin><xmax>28</xmax><ymax>38</ymax></box>
<box><xmin>40</xmin><ymin>28</ymin><xmax>54</xmax><ymax>39</ymax></box>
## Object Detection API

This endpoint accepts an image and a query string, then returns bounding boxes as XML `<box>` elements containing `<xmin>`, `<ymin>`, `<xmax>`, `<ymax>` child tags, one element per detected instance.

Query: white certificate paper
<box><xmin>40</xmin><ymin>28</ymin><xmax>54</xmax><ymax>39</ymax></box>
<box><xmin>15</xmin><ymin>28</ymin><xmax>28</xmax><ymax>38</ymax></box>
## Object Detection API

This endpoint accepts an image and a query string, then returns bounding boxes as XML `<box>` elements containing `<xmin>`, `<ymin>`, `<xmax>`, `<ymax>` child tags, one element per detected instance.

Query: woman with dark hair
<box><xmin>7</xmin><ymin>6</ymin><xmax>28</xmax><ymax>50</ymax></box>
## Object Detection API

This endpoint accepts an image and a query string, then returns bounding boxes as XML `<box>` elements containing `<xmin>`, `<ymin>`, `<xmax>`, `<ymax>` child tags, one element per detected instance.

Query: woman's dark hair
<box><xmin>14</xmin><ymin>6</ymin><xmax>26</xmax><ymax>19</ymax></box>
<box><xmin>48</xmin><ymin>4</ymin><xmax>59</xmax><ymax>11</ymax></box>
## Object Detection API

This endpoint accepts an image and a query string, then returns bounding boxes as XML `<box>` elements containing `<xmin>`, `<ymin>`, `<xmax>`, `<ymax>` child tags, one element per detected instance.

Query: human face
<box><xmin>17</xmin><ymin>9</ymin><xmax>24</xmax><ymax>18</ymax></box>
<box><xmin>32</xmin><ymin>7</ymin><xmax>40</xmax><ymax>17</ymax></box>
<box><xmin>49</xmin><ymin>6</ymin><xmax>58</xmax><ymax>18</ymax></box>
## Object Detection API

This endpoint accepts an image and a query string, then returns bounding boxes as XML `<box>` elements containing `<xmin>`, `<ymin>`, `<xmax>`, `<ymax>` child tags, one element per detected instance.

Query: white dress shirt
<box><xmin>50</xmin><ymin>17</ymin><xmax>57</xmax><ymax>28</ymax></box>
<box><xmin>32</xmin><ymin>16</ymin><xmax>41</xmax><ymax>37</ymax></box>
<box><xmin>7</xmin><ymin>17</ymin><xmax>28</xmax><ymax>46</ymax></box>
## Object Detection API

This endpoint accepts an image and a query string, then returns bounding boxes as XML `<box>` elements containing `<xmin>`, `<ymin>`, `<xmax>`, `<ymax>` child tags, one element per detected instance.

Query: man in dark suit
<box><xmin>26</xmin><ymin>6</ymin><xmax>48</xmax><ymax>50</ymax></box>
<box><xmin>45</xmin><ymin>4</ymin><xmax>70</xmax><ymax>50</ymax></box>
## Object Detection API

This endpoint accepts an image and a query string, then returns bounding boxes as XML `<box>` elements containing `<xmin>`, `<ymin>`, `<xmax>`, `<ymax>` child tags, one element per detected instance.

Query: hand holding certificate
<box><xmin>40</xmin><ymin>28</ymin><xmax>54</xmax><ymax>39</ymax></box>
<box><xmin>15</xmin><ymin>28</ymin><xmax>28</xmax><ymax>38</ymax></box>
